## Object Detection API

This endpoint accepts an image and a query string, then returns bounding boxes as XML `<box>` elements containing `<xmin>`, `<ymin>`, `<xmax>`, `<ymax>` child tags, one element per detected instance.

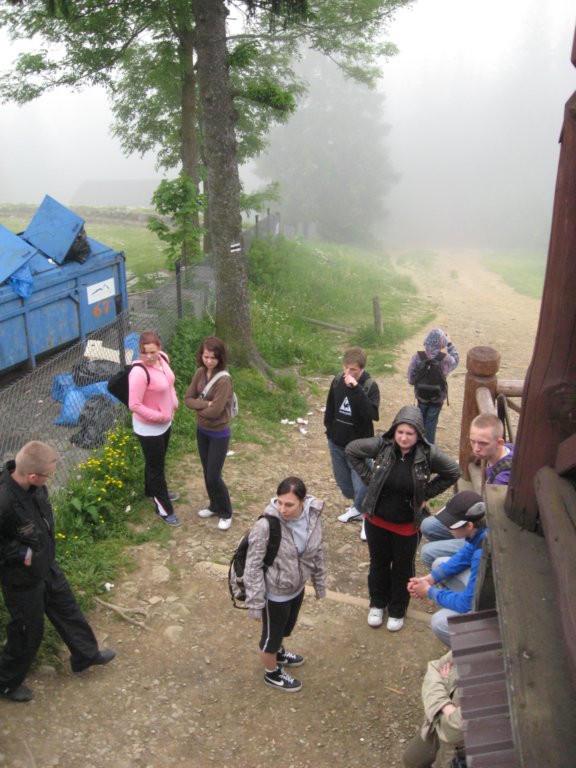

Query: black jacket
<box><xmin>346</xmin><ymin>405</ymin><xmax>461</xmax><ymax>527</ymax></box>
<box><xmin>324</xmin><ymin>370</ymin><xmax>380</xmax><ymax>447</ymax></box>
<box><xmin>0</xmin><ymin>461</ymin><xmax>56</xmax><ymax>589</ymax></box>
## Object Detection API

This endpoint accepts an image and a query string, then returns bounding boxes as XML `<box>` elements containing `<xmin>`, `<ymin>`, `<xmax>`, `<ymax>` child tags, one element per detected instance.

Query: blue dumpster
<box><xmin>0</xmin><ymin>195</ymin><xmax>128</xmax><ymax>372</ymax></box>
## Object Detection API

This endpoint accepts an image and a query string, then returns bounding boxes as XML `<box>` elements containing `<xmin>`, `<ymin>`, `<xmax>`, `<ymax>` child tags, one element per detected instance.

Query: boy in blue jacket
<box><xmin>408</xmin><ymin>490</ymin><xmax>486</xmax><ymax>647</ymax></box>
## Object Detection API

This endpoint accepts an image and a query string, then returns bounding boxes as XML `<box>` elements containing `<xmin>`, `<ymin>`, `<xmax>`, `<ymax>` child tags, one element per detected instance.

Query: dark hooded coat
<box><xmin>346</xmin><ymin>406</ymin><xmax>461</xmax><ymax>528</ymax></box>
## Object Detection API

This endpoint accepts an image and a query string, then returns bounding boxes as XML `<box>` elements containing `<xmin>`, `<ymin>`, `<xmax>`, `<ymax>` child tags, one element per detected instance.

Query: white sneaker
<box><xmin>198</xmin><ymin>508</ymin><xmax>215</xmax><ymax>519</ymax></box>
<box><xmin>338</xmin><ymin>506</ymin><xmax>363</xmax><ymax>523</ymax></box>
<box><xmin>367</xmin><ymin>607</ymin><xmax>384</xmax><ymax>628</ymax></box>
<box><xmin>387</xmin><ymin>617</ymin><xmax>404</xmax><ymax>632</ymax></box>
<box><xmin>359</xmin><ymin>519</ymin><xmax>367</xmax><ymax>541</ymax></box>
<box><xmin>218</xmin><ymin>517</ymin><xmax>232</xmax><ymax>531</ymax></box>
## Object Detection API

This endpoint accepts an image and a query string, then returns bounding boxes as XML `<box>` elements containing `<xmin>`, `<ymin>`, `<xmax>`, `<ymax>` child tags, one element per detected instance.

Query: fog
<box><xmin>379</xmin><ymin>0</ymin><xmax>575</xmax><ymax>249</ymax></box>
<box><xmin>0</xmin><ymin>0</ymin><xmax>574</xmax><ymax>249</ymax></box>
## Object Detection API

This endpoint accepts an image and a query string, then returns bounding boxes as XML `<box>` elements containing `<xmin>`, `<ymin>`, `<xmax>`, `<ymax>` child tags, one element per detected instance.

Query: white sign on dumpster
<box><xmin>87</xmin><ymin>277</ymin><xmax>115</xmax><ymax>305</ymax></box>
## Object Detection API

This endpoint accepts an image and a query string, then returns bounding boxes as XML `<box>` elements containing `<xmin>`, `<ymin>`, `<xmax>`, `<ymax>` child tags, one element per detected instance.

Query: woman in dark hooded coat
<box><xmin>346</xmin><ymin>406</ymin><xmax>460</xmax><ymax>632</ymax></box>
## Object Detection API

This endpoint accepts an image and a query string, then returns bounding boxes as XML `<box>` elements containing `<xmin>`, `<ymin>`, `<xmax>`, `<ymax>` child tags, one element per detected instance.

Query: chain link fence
<box><xmin>0</xmin><ymin>263</ymin><xmax>214</xmax><ymax>488</ymax></box>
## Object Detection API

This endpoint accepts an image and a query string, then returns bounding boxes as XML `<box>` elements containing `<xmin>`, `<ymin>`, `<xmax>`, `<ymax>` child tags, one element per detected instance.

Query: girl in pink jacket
<box><xmin>129</xmin><ymin>331</ymin><xmax>180</xmax><ymax>526</ymax></box>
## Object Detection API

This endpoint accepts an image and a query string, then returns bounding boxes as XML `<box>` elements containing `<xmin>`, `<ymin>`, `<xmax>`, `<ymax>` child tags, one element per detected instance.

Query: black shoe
<box><xmin>277</xmin><ymin>647</ymin><xmax>305</xmax><ymax>667</ymax></box>
<box><xmin>0</xmin><ymin>684</ymin><xmax>33</xmax><ymax>702</ymax></box>
<box><xmin>72</xmin><ymin>648</ymin><xmax>116</xmax><ymax>674</ymax></box>
<box><xmin>264</xmin><ymin>666</ymin><xmax>302</xmax><ymax>692</ymax></box>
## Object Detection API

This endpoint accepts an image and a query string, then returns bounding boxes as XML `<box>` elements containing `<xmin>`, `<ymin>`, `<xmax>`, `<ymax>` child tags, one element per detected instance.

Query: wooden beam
<box><xmin>486</xmin><ymin>484</ymin><xmax>576</xmax><ymax>767</ymax></box>
<box><xmin>496</xmin><ymin>379</ymin><xmax>525</xmax><ymax>397</ymax></box>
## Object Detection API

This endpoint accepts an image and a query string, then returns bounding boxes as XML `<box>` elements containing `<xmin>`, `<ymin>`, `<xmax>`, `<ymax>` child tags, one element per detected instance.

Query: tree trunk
<box><xmin>506</xmin><ymin>39</ymin><xmax>576</xmax><ymax>530</ymax></box>
<box><xmin>179</xmin><ymin>28</ymin><xmax>200</xmax><ymax>265</ymax></box>
<box><xmin>191</xmin><ymin>0</ymin><xmax>265</xmax><ymax>369</ymax></box>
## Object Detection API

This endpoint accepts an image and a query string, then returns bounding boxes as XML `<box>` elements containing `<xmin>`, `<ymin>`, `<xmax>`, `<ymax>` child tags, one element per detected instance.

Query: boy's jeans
<box><xmin>327</xmin><ymin>439</ymin><xmax>367</xmax><ymax>511</ymax></box>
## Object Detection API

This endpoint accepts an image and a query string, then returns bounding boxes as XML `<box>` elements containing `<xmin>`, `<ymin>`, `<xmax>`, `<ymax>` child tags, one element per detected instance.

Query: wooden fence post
<box><xmin>459</xmin><ymin>346</ymin><xmax>501</xmax><ymax>478</ymax></box>
<box><xmin>372</xmin><ymin>297</ymin><xmax>383</xmax><ymax>336</ymax></box>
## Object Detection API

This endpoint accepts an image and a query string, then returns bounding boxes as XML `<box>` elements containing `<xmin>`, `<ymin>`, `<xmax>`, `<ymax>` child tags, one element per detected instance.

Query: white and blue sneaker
<box><xmin>338</xmin><ymin>506</ymin><xmax>363</xmax><ymax>523</ymax></box>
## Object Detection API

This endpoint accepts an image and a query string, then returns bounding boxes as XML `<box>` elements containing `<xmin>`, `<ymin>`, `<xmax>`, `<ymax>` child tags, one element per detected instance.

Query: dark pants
<box><xmin>136</xmin><ymin>427</ymin><xmax>174</xmax><ymax>517</ymax></box>
<box><xmin>0</xmin><ymin>564</ymin><xmax>99</xmax><ymax>692</ymax></box>
<box><xmin>365</xmin><ymin>518</ymin><xmax>420</xmax><ymax>618</ymax></box>
<box><xmin>196</xmin><ymin>429</ymin><xmax>232</xmax><ymax>519</ymax></box>
<box><xmin>417</xmin><ymin>401</ymin><xmax>443</xmax><ymax>444</ymax></box>
<box><xmin>259</xmin><ymin>590</ymin><xmax>305</xmax><ymax>654</ymax></box>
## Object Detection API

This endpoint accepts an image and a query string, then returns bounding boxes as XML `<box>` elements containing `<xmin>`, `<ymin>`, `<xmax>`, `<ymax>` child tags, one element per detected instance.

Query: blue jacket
<box><xmin>428</xmin><ymin>528</ymin><xmax>487</xmax><ymax>613</ymax></box>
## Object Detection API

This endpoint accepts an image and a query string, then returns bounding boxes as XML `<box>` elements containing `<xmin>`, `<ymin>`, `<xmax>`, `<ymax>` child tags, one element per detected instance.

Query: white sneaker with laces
<box><xmin>387</xmin><ymin>617</ymin><xmax>404</xmax><ymax>632</ymax></box>
<box><xmin>338</xmin><ymin>506</ymin><xmax>363</xmax><ymax>523</ymax></box>
<box><xmin>198</xmin><ymin>508</ymin><xmax>215</xmax><ymax>519</ymax></box>
<box><xmin>359</xmin><ymin>519</ymin><xmax>367</xmax><ymax>541</ymax></box>
<box><xmin>218</xmin><ymin>517</ymin><xmax>232</xmax><ymax>531</ymax></box>
<box><xmin>367</xmin><ymin>607</ymin><xmax>384</xmax><ymax>628</ymax></box>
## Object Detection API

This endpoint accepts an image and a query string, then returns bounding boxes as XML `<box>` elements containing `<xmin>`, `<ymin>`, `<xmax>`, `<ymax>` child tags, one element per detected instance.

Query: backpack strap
<box><xmin>201</xmin><ymin>370</ymin><xmax>231</xmax><ymax>398</ymax></box>
<box><xmin>486</xmin><ymin>454</ymin><xmax>514</xmax><ymax>484</ymax></box>
<box><xmin>130</xmin><ymin>361</ymin><xmax>150</xmax><ymax>386</ymax></box>
<box><xmin>262</xmin><ymin>514</ymin><xmax>282</xmax><ymax>567</ymax></box>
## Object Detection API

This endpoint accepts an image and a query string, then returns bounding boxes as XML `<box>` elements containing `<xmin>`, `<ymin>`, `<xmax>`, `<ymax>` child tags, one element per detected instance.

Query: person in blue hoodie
<box><xmin>408</xmin><ymin>490</ymin><xmax>487</xmax><ymax>647</ymax></box>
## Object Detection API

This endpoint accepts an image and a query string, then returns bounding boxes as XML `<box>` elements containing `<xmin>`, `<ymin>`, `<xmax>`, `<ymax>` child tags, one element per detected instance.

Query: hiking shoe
<box><xmin>72</xmin><ymin>648</ymin><xmax>116</xmax><ymax>674</ymax></box>
<box><xmin>0</xmin><ymin>684</ymin><xmax>33</xmax><ymax>702</ymax></box>
<box><xmin>360</xmin><ymin>519</ymin><xmax>367</xmax><ymax>541</ymax></box>
<box><xmin>387</xmin><ymin>617</ymin><xmax>404</xmax><ymax>632</ymax></box>
<box><xmin>161</xmin><ymin>513</ymin><xmax>181</xmax><ymax>527</ymax></box>
<box><xmin>198</xmin><ymin>508</ymin><xmax>215</xmax><ymax>519</ymax></box>
<box><xmin>264</xmin><ymin>667</ymin><xmax>302</xmax><ymax>692</ymax></box>
<box><xmin>338</xmin><ymin>506</ymin><xmax>363</xmax><ymax>523</ymax></box>
<box><xmin>168</xmin><ymin>490</ymin><xmax>179</xmax><ymax>502</ymax></box>
<box><xmin>277</xmin><ymin>648</ymin><xmax>305</xmax><ymax>667</ymax></box>
<box><xmin>218</xmin><ymin>517</ymin><xmax>232</xmax><ymax>531</ymax></box>
<box><xmin>367</xmin><ymin>607</ymin><xmax>384</xmax><ymax>628</ymax></box>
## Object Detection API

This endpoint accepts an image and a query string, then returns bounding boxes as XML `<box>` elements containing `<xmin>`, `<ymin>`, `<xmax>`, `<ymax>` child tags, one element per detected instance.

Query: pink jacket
<box><xmin>128</xmin><ymin>357</ymin><xmax>178</xmax><ymax>425</ymax></box>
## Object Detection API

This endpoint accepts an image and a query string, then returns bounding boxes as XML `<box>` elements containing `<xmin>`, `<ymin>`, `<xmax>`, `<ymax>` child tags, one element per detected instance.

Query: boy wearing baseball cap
<box><xmin>408</xmin><ymin>491</ymin><xmax>487</xmax><ymax>647</ymax></box>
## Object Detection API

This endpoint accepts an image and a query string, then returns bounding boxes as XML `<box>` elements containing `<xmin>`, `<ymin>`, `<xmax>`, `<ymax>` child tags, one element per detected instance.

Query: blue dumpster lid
<box><xmin>22</xmin><ymin>195</ymin><xmax>85</xmax><ymax>264</ymax></box>
<box><xmin>0</xmin><ymin>224</ymin><xmax>36</xmax><ymax>284</ymax></box>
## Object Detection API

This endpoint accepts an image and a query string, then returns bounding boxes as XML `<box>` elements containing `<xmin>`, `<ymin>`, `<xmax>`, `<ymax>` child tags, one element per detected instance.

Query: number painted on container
<box><xmin>93</xmin><ymin>299</ymin><xmax>111</xmax><ymax>318</ymax></box>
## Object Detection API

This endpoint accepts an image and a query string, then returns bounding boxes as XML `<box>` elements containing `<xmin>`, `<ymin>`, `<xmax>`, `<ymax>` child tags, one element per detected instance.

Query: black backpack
<box><xmin>228</xmin><ymin>514</ymin><xmax>282</xmax><ymax>609</ymax></box>
<box><xmin>107</xmin><ymin>362</ymin><xmax>150</xmax><ymax>406</ymax></box>
<box><xmin>413</xmin><ymin>351</ymin><xmax>448</xmax><ymax>404</ymax></box>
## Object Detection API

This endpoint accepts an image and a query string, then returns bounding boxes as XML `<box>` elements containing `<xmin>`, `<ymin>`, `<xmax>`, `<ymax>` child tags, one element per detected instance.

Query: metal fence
<box><xmin>0</xmin><ymin>262</ymin><xmax>214</xmax><ymax>488</ymax></box>
<box><xmin>241</xmin><ymin>210</ymin><xmax>315</xmax><ymax>252</ymax></box>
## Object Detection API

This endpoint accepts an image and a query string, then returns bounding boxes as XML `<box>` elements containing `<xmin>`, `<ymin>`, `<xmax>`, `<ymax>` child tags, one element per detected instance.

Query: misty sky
<box><xmin>0</xmin><ymin>0</ymin><xmax>574</xmax><ymax>249</ymax></box>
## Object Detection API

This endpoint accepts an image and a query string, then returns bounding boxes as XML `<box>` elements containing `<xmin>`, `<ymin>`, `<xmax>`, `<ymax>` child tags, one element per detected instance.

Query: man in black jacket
<box><xmin>0</xmin><ymin>441</ymin><xmax>115</xmax><ymax>702</ymax></box>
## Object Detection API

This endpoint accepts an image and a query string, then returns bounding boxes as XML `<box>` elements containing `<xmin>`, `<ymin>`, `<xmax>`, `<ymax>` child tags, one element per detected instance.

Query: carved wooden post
<box><xmin>459</xmin><ymin>346</ymin><xmax>501</xmax><ymax>478</ymax></box>
<box><xmin>506</xmin><ymin>34</ymin><xmax>576</xmax><ymax>530</ymax></box>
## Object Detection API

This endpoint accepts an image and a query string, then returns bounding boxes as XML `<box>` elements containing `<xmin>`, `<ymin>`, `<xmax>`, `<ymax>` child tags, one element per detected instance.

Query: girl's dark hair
<box><xmin>139</xmin><ymin>331</ymin><xmax>162</xmax><ymax>351</ymax></box>
<box><xmin>276</xmin><ymin>476</ymin><xmax>307</xmax><ymax>500</ymax></box>
<box><xmin>196</xmin><ymin>336</ymin><xmax>227</xmax><ymax>372</ymax></box>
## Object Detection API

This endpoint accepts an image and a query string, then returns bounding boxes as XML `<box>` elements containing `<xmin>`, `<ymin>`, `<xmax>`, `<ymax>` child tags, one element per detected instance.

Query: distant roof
<box><xmin>70</xmin><ymin>179</ymin><xmax>161</xmax><ymax>207</ymax></box>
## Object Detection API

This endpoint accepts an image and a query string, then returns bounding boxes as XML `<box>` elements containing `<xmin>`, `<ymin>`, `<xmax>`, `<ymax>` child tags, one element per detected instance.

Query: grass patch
<box><xmin>482</xmin><ymin>250</ymin><xmax>546</xmax><ymax>299</ymax></box>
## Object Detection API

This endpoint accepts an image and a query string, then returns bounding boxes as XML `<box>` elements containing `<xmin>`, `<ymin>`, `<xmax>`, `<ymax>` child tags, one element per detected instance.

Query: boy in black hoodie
<box><xmin>324</xmin><ymin>347</ymin><xmax>380</xmax><ymax>524</ymax></box>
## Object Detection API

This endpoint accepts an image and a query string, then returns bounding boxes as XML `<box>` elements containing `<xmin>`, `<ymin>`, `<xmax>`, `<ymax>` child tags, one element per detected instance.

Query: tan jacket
<box><xmin>420</xmin><ymin>651</ymin><xmax>464</xmax><ymax>768</ymax></box>
<box><xmin>243</xmin><ymin>496</ymin><xmax>326</xmax><ymax>618</ymax></box>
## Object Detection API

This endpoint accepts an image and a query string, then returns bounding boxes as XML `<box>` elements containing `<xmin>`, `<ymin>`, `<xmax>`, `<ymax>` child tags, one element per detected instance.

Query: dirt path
<box><xmin>0</xmin><ymin>251</ymin><xmax>540</xmax><ymax>768</ymax></box>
